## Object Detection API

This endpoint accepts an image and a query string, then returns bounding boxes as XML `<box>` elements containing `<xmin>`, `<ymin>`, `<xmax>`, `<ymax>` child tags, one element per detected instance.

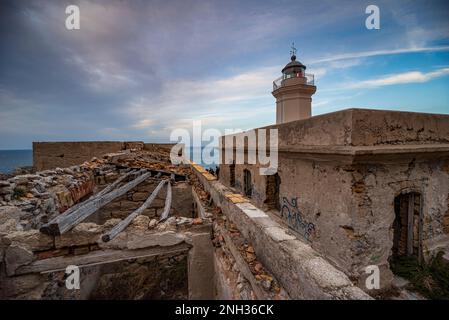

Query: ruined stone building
<box><xmin>219</xmin><ymin>54</ymin><xmax>449</xmax><ymax>293</ymax></box>
<box><xmin>0</xmin><ymin>54</ymin><xmax>448</xmax><ymax>300</ymax></box>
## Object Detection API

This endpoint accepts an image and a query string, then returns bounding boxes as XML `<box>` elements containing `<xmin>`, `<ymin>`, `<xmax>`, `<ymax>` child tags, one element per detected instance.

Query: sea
<box><xmin>0</xmin><ymin>150</ymin><xmax>33</xmax><ymax>174</ymax></box>
<box><xmin>0</xmin><ymin>147</ymin><xmax>218</xmax><ymax>174</ymax></box>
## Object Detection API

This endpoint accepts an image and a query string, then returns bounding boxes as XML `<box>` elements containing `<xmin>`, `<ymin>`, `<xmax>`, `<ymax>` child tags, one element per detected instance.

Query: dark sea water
<box><xmin>0</xmin><ymin>150</ymin><xmax>33</xmax><ymax>174</ymax></box>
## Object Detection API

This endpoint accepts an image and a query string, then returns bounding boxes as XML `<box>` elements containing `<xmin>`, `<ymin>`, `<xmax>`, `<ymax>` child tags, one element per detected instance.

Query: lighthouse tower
<box><xmin>272</xmin><ymin>44</ymin><xmax>316</xmax><ymax>124</ymax></box>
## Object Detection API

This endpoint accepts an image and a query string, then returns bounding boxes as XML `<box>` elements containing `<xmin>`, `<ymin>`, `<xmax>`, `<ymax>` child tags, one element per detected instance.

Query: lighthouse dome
<box><xmin>281</xmin><ymin>55</ymin><xmax>306</xmax><ymax>76</ymax></box>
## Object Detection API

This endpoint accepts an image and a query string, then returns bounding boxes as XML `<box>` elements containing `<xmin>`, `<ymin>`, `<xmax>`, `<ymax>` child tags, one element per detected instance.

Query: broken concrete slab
<box><xmin>127</xmin><ymin>231</ymin><xmax>185</xmax><ymax>250</ymax></box>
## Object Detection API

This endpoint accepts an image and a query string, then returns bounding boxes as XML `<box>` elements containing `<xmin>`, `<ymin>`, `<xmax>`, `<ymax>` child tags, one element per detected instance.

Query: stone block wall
<box><xmin>144</xmin><ymin>143</ymin><xmax>176</xmax><ymax>152</ymax></box>
<box><xmin>33</xmin><ymin>141</ymin><xmax>175</xmax><ymax>171</ymax></box>
<box><xmin>33</xmin><ymin>142</ymin><xmax>125</xmax><ymax>171</ymax></box>
<box><xmin>90</xmin><ymin>179</ymin><xmax>194</xmax><ymax>223</ymax></box>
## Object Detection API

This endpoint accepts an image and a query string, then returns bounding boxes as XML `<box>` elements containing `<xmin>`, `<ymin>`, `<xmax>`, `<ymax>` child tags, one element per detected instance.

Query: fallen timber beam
<box><xmin>158</xmin><ymin>181</ymin><xmax>172</xmax><ymax>223</ymax></box>
<box><xmin>15</xmin><ymin>243</ymin><xmax>191</xmax><ymax>275</ymax></box>
<box><xmin>102</xmin><ymin>179</ymin><xmax>169</xmax><ymax>242</ymax></box>
<box><xmin>41</xmin><ymin>170</ymin><xmax>152</xmax><ymax>236</ymax></box>
<box><xmin>40</xmin><ymin>169</ymin><xmax>141</xmax><ymax>233</ymax></box>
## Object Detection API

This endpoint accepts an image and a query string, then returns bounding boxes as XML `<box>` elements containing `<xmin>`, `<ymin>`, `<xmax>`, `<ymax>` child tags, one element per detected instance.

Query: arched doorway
<box><xmin>243</xmin><ymin>169</ymin><xmax>252</xmax><ymax>198</ymax></box>
<box><xmin>392</xmin><ymin>192</ymin><xmax>423</xmax><ymax>261</ymax></box>
<box><xmin>265</xmin><ymin>173</ymin><xmax>281</xmax><ymax>210</ymax></box>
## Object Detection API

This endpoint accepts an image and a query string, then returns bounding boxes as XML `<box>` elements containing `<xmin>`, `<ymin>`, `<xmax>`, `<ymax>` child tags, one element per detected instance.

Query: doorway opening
<box><xmin>243</xmin><ymin>169</ymin><xmax>252</xmax><ymax>198</ymax></box>
<box><xmin>229</xmin><ymin>162</ymin><xmax>235</xmax><ymax>188</ymax></box>
<box><xmin>265</xmin><ymin>173</ymin><xmax>281</xmax><ymax>210</ymax></box>
<box><xmin>392</xmin><ymin>192</ymin><xmax>423</xmax><ymax>261</ymax></box>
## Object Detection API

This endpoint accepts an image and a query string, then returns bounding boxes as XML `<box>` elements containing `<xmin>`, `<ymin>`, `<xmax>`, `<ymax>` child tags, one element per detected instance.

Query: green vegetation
<box><xmin>12</xmin><ymin>187</ymin><xmax>26</xmax><ymax>199</ymax></box>
<box><xmin>390</xmin><ymin>251</ymin><xmax>449</xmax><ymax>300</ymax></box>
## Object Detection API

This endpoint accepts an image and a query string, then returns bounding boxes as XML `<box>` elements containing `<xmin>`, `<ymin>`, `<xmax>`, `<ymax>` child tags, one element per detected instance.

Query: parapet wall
<box><xmin>190</xmin><ymin>162</ymin><xmax>371</xmax><ymax>299</ymax></box>
<box><xmin>33</xmin><ymin>141</ymin><xmax>176</xmax><ymax>171</ymax></box>
<box><xmin>220</xmin><ymin>108</ymin><xmax>449</xmax><ymax>150</ymax></box>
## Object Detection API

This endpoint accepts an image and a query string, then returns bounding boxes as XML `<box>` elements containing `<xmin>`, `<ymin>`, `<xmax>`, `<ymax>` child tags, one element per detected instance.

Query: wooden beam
<box><xmin>407</xmin><ymin>193</ymin><xmax>415</xmax><ymax>256</ymax></box>
<box><xmin>102</xmin><ymin>179</ymin><xmax>168</xmax><ymax>242</ymax></box>
<box><xmin>15</xmin><ymin>243</ymin><xmax>191</xmax><ymax>275</ymax></box>
<box><xmin>158</xmin><ymin>182</ymin><xmax>172</xmax><ymax>222</ymax></box>
<box><xmin>418</xmin><ymin>194</ymin><xmax>423</xmax><ymax>263</ymax></box>
<box><xmin>41</xmin><ymin>170</ymin><xmax>152</xmax><ymax>236</ymax></box>
<box><xmin>40</xmin><ymin>169</ymin><xmax>141</xmax><ymax>234</ymax></box>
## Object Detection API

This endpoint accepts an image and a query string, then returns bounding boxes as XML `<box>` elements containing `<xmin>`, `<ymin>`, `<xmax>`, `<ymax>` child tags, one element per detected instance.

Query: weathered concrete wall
<box><xmin>220</xmin><ymin>155</ymin><xmax>449</xmax><ymax>290</ymax></box>
<box><xmin>220</xmin><ymin>108</ymin><xmax>449</xmax><ymax>150</ymax></box>
<box><xmin>347</xmin><ymin>159</ymin><xmax>449</xmax><ymax>282</ymax></box>
<box><xmin>351</xmin><ymin>109</ymin><xmax>449</xmax><ymax>146</ymax></box>
<box><xmin>192</xmin><ymin>163</ymin><xmax>371</xmax><ymax>299</ymax></box>
<box><xmin>218</xmin><ymin>108</ymin><xmax>449</xmax><ymax>291</ymax></box>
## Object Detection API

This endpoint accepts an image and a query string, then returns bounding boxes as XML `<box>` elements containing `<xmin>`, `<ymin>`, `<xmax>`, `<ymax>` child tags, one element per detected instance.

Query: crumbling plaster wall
<box><xmin>218</xmin><ymin>108</ymin><xmax>449</xmax><ymax>290</ymax></box>
<box><xmin>348</xmin><ymin>158</ymin><xmax>449</xmax><ymax>274</ymax></box>
<box><xmin>194</xmin><ymin>163</ymin><xmax>371</xmax><ymax>299</ymax></box>
<box><xmin>275</xmin><ymin>156</ymin><xmax>449</xmax><ymax>287</ymax></box>
<box><xmin>219</xmin><ymin>155</ymin><xmax>449</xmax><ymax>289</ymax></box>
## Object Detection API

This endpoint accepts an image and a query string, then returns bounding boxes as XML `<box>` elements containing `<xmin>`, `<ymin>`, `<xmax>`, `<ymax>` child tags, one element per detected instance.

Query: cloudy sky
<box><xmin>1</xmin><ymin>0</ymin><xmax>449</xmax><ymax>149</ymax></box>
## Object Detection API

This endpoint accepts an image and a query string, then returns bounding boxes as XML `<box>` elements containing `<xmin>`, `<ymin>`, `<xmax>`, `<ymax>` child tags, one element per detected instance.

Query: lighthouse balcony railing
<box><xmin>272</xmin><ymin>73</ymin><xmax>314</xmax><ymax>90</ymax></box>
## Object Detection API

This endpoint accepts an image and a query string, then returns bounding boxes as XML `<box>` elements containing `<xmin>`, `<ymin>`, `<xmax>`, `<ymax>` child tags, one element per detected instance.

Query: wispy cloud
<box><xmin>310</xmin><ymin>46</ymin><xmax>449</xmax><ymax>64</ymax></box>
<box><xmin>117</xmin><ymin>66</ymin><xmax>278</xmax><ymax>140</ymax></box>
<box><xmin>349</xmin><ymin>67</ymin><xmax>449</xmax><ymax>88</ymax></box>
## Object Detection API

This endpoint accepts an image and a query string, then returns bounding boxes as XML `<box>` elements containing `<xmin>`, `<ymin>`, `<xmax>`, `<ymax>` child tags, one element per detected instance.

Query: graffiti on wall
<box><xmin>280</xmin><ymin>197</ymin><xmax>316</xmax><ymax>241</ymax></box>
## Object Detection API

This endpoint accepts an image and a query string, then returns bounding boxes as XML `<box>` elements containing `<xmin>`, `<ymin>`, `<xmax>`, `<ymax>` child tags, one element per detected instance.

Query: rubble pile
<box><xmin>212</xmin><ymin>211</ymin><xmax>289</xmax><ymax>300</ymax></box>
